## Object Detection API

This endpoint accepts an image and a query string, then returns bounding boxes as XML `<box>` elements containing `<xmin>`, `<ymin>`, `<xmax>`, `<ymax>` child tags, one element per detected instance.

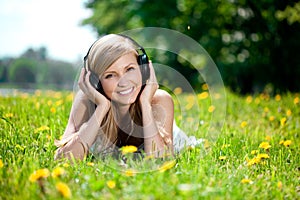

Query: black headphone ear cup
<box><xmin>138</xmin><ymin>54</ymin><xmax>150</xmax><ymax>85</ymax></box>
<box><xmin>89</xmin><ymin>71</ymin><xmax>102</xmax><ymax>91</ymax></box>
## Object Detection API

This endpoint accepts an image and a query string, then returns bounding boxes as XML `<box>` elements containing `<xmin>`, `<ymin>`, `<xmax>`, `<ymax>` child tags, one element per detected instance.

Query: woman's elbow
<box><xmin>54</xmin><ymin>135</ymin><xmax>88</xmax><ymax>161</ymax></box>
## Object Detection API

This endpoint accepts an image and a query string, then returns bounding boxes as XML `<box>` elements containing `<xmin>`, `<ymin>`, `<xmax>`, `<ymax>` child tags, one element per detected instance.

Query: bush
<box><xmin>8</xmin><ymin>58</ymin><xmax>38</xmax><ymax>84</ymax></box>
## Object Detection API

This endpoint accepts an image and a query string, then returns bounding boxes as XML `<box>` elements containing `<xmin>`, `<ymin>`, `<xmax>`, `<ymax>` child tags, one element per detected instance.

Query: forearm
<box><xmin>141</xmin><ymin>104</ymin><xmax>166</xmax><ymax>157</ymax></box>
<box><xmin>55</xmin><ymin>104</ymin><xmax>109</xmax><ymax>160</ymax></box>
<box><xmin>78</xmin><ymin>104</ymin><xmax>110</xmax><ymax>147</ymax></box>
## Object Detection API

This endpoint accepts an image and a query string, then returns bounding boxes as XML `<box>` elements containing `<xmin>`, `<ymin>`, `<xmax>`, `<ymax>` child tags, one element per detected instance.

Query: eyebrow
<box><xmin>103</xmin><ymin>63</ymin><xmax>138</xmax><ymax>74</ymax></box>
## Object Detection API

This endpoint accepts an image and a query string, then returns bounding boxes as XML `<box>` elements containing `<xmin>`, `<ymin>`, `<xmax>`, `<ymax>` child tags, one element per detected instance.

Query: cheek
<box><xmin>130</xmin><ymin>69</ymin><xmax>142</xmax><ymax>85</ymax></box>
<box><xmin>101</xmin><ymin>80</ymin><xmax>116</xmax><ymax>97</ymax></box>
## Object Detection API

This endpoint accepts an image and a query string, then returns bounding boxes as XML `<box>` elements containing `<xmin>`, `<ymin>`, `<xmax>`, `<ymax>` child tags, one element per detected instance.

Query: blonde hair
<box><xmin>86</xmin><ymin>34</ymin><xmax>138</xmax><ymax>76</ymax></box>
<box><xmin>85</xmin><ymin>34</ymin><xmax>143</xmax><ymax>151</ymax></box>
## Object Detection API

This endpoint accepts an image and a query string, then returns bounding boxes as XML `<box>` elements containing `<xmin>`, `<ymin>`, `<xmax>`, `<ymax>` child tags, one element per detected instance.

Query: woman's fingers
<box><xmin>147</xmin><ymin>61</ymin><xmax>158</xmax><ymax>89</ymax></box>
<box><xmin>78</xmin><ymin>68</ymin><xmax>109</xmax><ymax>106</ymax></box>
<box><xmin>78</xmin><ymin>68</ymin><xmax>88</xmax><ymax>91</ymax></box>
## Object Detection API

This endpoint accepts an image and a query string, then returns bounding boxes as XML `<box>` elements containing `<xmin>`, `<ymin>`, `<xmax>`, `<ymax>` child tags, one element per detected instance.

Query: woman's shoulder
<box><xmin>152</xmin><ymin>89</ymin><xmax>174</xmax><ymax>105</ymax></box>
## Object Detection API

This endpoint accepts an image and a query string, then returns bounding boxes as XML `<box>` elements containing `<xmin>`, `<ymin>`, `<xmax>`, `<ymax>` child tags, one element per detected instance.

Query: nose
<box><xmin>117</xmin><ymin>75</ymin><xmax>129</xmax><ymax>87</ymax></box>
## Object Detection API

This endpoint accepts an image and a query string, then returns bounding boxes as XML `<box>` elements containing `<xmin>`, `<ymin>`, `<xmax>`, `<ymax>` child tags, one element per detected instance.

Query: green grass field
<box><xmin>0</xmin><ymin>88</ymin><xmax>299</xmax><ymax>199</ymax></box>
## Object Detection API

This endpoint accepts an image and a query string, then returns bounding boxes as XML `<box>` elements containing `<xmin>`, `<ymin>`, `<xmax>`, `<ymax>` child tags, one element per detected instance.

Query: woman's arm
<box><xmin>55</xmin><ymin>69</ymin><xmax>110</xmax><ymax>160</ymax></box>
<box><xmin>139</xmin><ymin>62</ymin><xmax>174</xmax><ymax>157</ymax></box>
<box><xmin>141</xmin><ymin>89</ymin><xmax>174</xmax><ymax>157</ymax></box>
<box><xmin>54</xmin><ymin>91</ymin><xmax>110</xmax><ymax>160</ymax></box>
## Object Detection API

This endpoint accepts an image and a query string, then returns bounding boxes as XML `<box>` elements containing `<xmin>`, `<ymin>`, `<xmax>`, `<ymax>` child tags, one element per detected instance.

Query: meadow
<box><xmin>0</xmin><ymin>88</ymin><xmax>299</xmax><ymax>199</ymax></box>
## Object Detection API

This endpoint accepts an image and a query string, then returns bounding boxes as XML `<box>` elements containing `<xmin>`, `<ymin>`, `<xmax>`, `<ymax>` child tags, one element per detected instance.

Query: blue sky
<box><xmin>0</xmin><ymin>0</ymin><xmax>97</xmax><ymax>62</ymax></box>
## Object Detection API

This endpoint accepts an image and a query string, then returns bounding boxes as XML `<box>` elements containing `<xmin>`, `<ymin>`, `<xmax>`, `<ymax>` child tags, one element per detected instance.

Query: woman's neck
<box><xmin>111</xmin><ymin>102</ymin><xmax>130</xmax><ymax>119</ymax></box>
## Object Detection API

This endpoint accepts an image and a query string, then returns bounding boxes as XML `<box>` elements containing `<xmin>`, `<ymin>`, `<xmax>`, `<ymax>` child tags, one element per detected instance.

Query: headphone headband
<box><xmin>84</xmin><ymin>34</ymin><xmax>144</xmax><ymax>62</ymax></box>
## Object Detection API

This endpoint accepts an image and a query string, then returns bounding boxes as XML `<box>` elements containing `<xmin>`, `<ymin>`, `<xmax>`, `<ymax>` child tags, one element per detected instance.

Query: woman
<box><xmin>54</xmin><ymin>34</ymin><xmax>197</xmax><ymax>161</ymax></box>
<box><xmin>56</xmin><ymin>34</ymin><xmax>174</xmax><ymax>159</ymax></box>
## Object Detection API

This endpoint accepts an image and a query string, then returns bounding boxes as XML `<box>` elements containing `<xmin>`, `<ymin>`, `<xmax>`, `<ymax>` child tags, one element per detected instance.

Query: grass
<box><xmin>0</xmin><ymin>88</ymin><xmax>299</xmax><ymax>199</ymax></box>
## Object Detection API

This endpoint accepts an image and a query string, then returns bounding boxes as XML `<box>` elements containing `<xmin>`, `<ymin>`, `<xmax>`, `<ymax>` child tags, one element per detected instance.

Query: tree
<box><xmin>82</xmin><ymin>0</ymin><xmax>300</xmax><ymax>93</ymax></box>
<box><xmin>8</xmin><ymin>58</ymin><xmax>38</xmax><ymax>84</ymax></box>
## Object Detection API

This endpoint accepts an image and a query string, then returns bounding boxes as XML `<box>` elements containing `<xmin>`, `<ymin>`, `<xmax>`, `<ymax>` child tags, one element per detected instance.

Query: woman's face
<box><xmin>100</xmin><ymin>52</ymin><xmax>142</xmax><ymax>105</ymax></box>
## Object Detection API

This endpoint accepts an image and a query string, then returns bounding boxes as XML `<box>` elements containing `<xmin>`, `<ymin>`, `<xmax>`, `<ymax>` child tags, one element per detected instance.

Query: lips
<box><xmin>117</xmin><ymin>87</ymin><xmax>134</xmax><ymax>95</ymax></box>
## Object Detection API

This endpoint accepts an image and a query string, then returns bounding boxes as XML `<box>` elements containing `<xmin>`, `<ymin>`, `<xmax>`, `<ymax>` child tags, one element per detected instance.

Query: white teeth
<box><xmin>119</xmin><ymin>88</ymin><xmax>133</xmax><ymax>95</ymax></box>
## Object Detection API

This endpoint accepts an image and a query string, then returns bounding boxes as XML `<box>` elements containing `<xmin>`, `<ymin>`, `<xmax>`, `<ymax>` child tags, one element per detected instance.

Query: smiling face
<box><xmin>100</xmin><ymin>52</ymin><xmax>142</xmax><ymax>106</ymax></box>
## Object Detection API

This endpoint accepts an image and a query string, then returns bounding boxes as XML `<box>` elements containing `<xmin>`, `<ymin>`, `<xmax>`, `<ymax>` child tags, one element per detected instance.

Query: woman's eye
<box><xmin>127</xmin><ymin>67</ymin><xmax>135</xmax><ymax>72</ymax></box>
<box><xmin>104</xmin><ymin>74</ymin><xmax>113</xmax><ymax>79</ymax></box>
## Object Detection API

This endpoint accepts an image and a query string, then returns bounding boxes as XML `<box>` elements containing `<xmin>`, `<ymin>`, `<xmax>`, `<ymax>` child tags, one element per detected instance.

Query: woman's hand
<box><xmin>78</xmin><ymin>68</ymin><xmax>110</xmax><ymax>110</ymax></box>
<box><xmin>139</xmin><ymin>61</ymin><xmax>158</xmax><ymax>106</ymax></box>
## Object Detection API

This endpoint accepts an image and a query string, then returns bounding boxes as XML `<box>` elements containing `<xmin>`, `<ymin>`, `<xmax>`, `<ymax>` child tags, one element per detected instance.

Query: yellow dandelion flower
<box><xmin>47</xmin><ymin>100</ymin><xmax>53</xmax><ymax>106</ymax></box>
<box><xmin>34</xmin><ymin>125</ymin><xmax>50</xmax><ymax>133</ymax></box>
<box><xmin>87</xmin><ymin>162</ymin><xmax>95</xmax><ymax>166</ymax></box>
<box><xmin>265</xmin><ymin>135</ymin><xmax>271</xmax><ymax>141</ymax></box>
<box><xmin>106</xmin><ymin>180</ymin><xmax>116</xmax><ymax>189</ymax></box>
<box><xmin>54</xmin><ymin>92</ymin><xmax>62</xmax><ymax>99</ymax></box>
<box><xmin>124</xmin><ymin>169</ymin><xmax>137</xmax><ymax>177</ymax></box>
<box><xmin>247</xmin><ymin>157</ymin><xmax>261</xmax><ymax>166</ymax></box>
<box><xmin>51</xmin><ymin>167</ymin><xmax>65</xmax><ymax>178</ymax></box>
<box><xmin>283</xmin><ymin>140</ymin><xmax>292</xmax><ymax>147</ymax></box>
<box><xmin>186</xmin><ymin>95</ymin><xmax>195</xmax><ymax>103</ymax></box>
<box><xmin>263</xmin><ymin>107</ymin><xmax>269</xmax><ymax>113</ymax></box>
<box><xmin>56</xmin><ymin>182</ymin><xmax>71</xmax><ymax>198</ymax></box>
<box><xmin>219</xmin><ymin>156</ymin><xmax>227</xmax><ymax>161</ymax></box>
<box><xmin>121</xmin><ymin>145</ymin><xmax>137</xmax><ymax>155</ymax></box>
<box><xmin>279</xmin><ymin>140</ymin><xmax>284</xmax><ymax>145</ymax></box>
<box><xmin>294</xmin><ymin>97</ymin><xmax>299</xmax><ymax>104</ymax></box>
<box><xmin>198</xmin><ymin>91</ymin><xmax>209</xmax><ymax>100</ymax></box>
<box><xmin>66</xmin><ymin>93</ymin><xmax>74</xmax><ymax>102</ymax></box>
<box><xmin>251</xmin><ymin>150</ymin><xmax>259</xmax><ymax>155</ymax></box>
<box><xmin>46</xmin><ymin>134</ymin><xmax>51</xmax><ymax>140</ymax></box>
<box><xmin>29</xmin><ymin>168</ymin><xmax>50</xmax><ymax>182</ymax></box>
<box><xmin>240</xmin><ymin>121</ymin><xmax>247</xmax><ymax>128</ymax></box>
<box><xmin>208</xmin><ymin>105</ymin><xmax>215</xmax><ymax>113</ymax></box>
<box><xmin>275</xmin><ymin>94</ymin><xmax>281</xmax><ymax>101</ymax></box>
<box><xmin>4</xmin><ymin>113</ymin><xmax>13</xmax><ymax>118</ymax></box>
<box><xmin>185</xmin><ymin>96</ymin><xmax>195</xmax><ymax>109</ymax></box>
<box><xmin>173</xmin><ymin>87</ymin><xmax>182</xmax><ymax>95</ymax></box>
<box><xmin>0</xmin><ymin>159</ymin><xmax>4</xmax><ymax>168</ymax></box>
<box><xmin>280</xmin><ymin>117</ymin><xmax>287</xmax><ymax>126</ymax></box>
<box><xmin>246</xmin><ymin>96</ymin><xmax>252</xmax><ymax>104</ymax></box>
<box><xmin>202</xmin><ymin>83</ymin><xmax>208</xmax><ymax>90</ymax></box>
<box><xmin>221</xmin><ymin>144</ymin><xmax>231</xmax><ymax>149</ymax></box>
<box><xmin>286</xmin><ymin>109</ymin><xmax>292</xmax><ymax>117</ymax></box>
<box><xmin>269</xmin><ymin>116</ymin><xmax>275</xmax><ymax>121</ymax></box>
<box><xmin>177</xmin><ymin>115</ymin><xmax>182</xmax><ymax>121</ymax></box>
<box><xmin>241</xmin><ymin>178</ymin><xmax>253</xmax><ymax>184</ymax></box>
<box><xmin>21</xmin><ymin>93</ymin><xmax>29</xmax><ymax>99</ymax></box>
<box><xmin>35</xmin><ymin>102</ymin><xmax>40</xmax><ymax>109</ymax></box>
<box><xmin>259</xmin><ymin>142</ymin><xmax>271</xmax><ymax>150</ymax></box>
<box><xmin>55</xmin><ymin>100</ymin><xmax>64</xmax><ymax>107</ymax></box>
<box><xmin>62</xmin><ymin>163</ymin><xmax>70</xmax><ymax>168</ymax></box>
<box><xmin>158</xmin><ymin>160</ymin><xmax>176</xmax><ymax>172</ymax></box>
<box><xmin>262</xmin><ymin>93</ymin><xmax>270</xmax><ymax>101</ymax></box>
<box><xmin>50</xmin><ymin>107</ymin><xmax>56</xmax><ymax>113</ymax></box>
<box><xmin>277</xmin><ymin>181</ymin><xmax>283</xmax><ymax>190</ymax></box>
<box><xmin>204</xmin><ymin>139</ymin><xmax>210</xmax><ymax>149</ymax></box>
<box><xmin>257</xmin><ymin>153</ymin><xmax>269</xmax><ymax>159</ymax></box>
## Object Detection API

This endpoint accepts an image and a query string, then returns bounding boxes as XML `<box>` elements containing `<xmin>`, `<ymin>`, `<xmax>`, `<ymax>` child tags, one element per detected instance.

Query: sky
<box><xmin>0</xmin><ymin>0</ymin><xmax>97</xmax><ymax>63</ymax></box>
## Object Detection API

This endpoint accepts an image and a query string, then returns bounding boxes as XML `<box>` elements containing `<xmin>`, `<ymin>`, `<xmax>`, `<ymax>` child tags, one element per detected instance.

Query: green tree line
<box><xmin>82</xmin><ymin>0</ymin><xmax>300</xmax><ymax>94</ymax></box>
<box><xmin>0</xmin><ymin>47</ymin><xmax>77</xmax><ymax>90</ymax></box>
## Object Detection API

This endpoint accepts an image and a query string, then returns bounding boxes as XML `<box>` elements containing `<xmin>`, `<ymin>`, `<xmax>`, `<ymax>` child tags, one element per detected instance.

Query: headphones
<box><xmin>83</xmin><ymin>34</ymin><xmax>150</xmax><ymax>94</ymax></box>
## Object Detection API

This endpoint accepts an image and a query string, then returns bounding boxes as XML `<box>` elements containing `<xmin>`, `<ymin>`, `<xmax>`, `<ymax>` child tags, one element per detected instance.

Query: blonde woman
<box><xmin>54</xmin><ymin>34</ymin><xmax>199</xmax><ymax>161</ymax></box>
